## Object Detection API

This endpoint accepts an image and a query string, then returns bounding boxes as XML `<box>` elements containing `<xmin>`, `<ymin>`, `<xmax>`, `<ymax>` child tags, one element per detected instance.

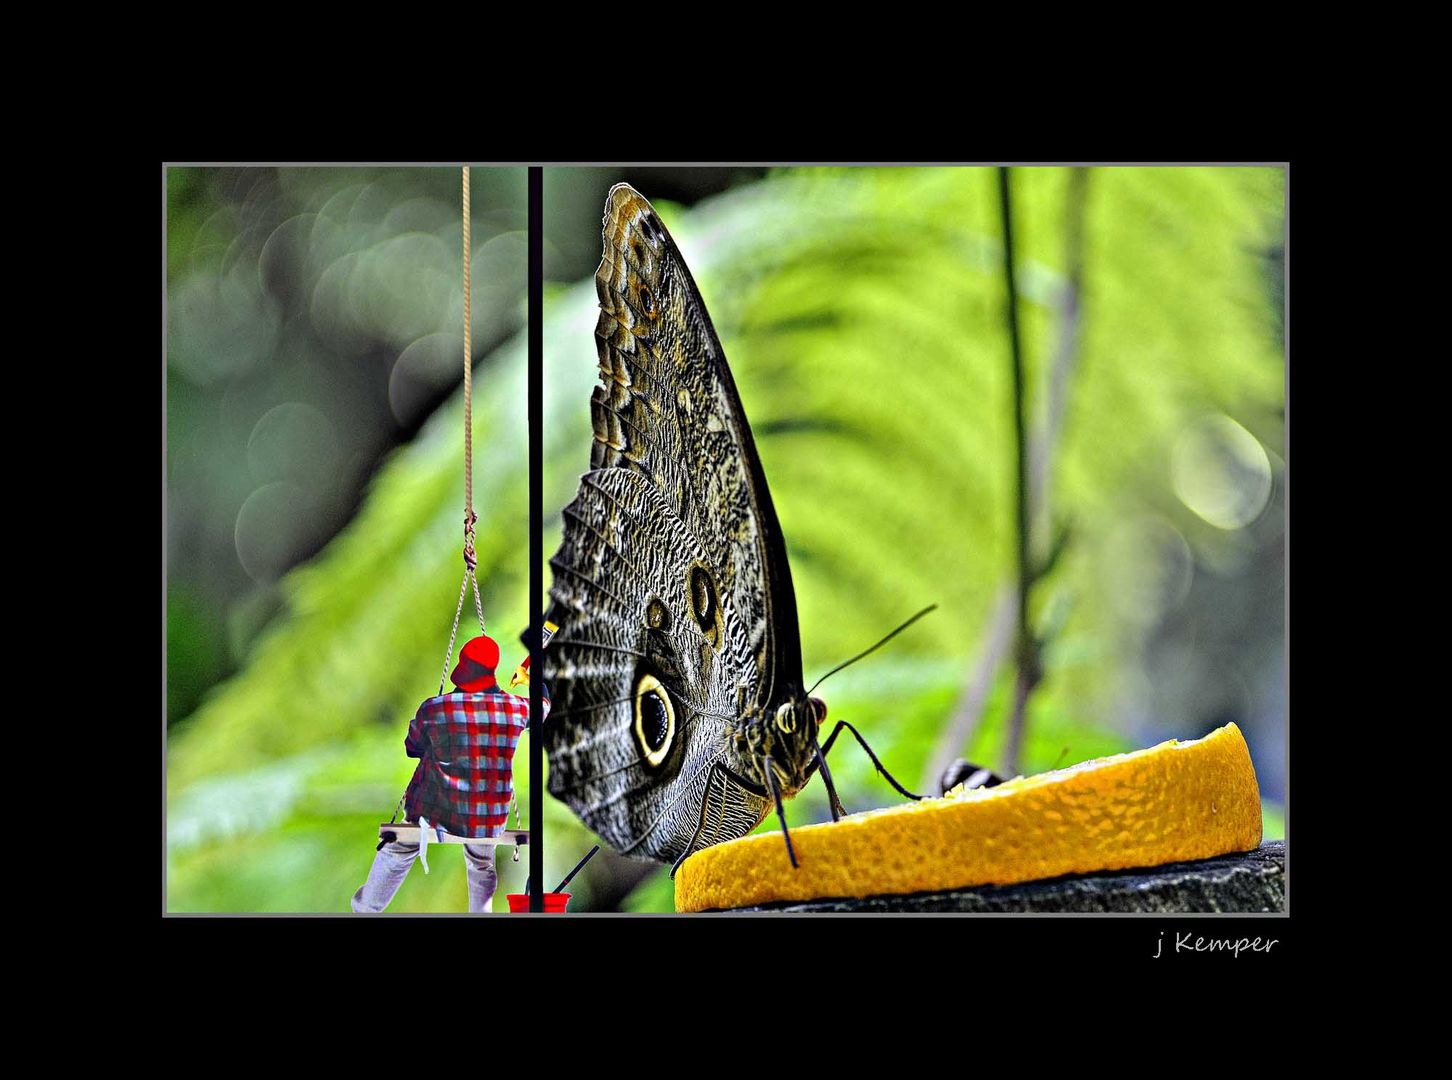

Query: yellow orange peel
<box><xmin>674</xmin><ymin>722</ymin><xmax>1262</xmax><ymax>912</ymax></box>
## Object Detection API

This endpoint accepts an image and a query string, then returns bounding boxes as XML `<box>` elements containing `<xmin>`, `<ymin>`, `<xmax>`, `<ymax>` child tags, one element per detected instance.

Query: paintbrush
<box><xmin>552</xmin><ymin>845</ymin><xmax>601</xmax><ymax>894</ymax></box>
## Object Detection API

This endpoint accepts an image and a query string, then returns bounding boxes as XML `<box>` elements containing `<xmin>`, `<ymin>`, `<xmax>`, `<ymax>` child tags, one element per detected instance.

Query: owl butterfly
<box><xmin>542</xmin><ymin>184</ymin><xmax>942</xmax><ymax>874</ymax></box>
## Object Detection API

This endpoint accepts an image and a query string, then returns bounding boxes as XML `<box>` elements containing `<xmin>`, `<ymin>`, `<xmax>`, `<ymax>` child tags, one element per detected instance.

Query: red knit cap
<box><xmin>449</xmin><ymin>635</ymin><xmax>501</xmax><ymax>692</ymax></box>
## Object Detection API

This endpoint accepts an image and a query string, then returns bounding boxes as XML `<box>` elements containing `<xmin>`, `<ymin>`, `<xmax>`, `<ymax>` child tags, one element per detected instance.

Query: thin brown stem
<box><xmin>998</xmin><ymin>167</ymin><xmax>1036</xmax><ymax>777</ymax></box>
<box><xmin>937</xmin><ymin>168</ymin><xmax>1091</xmax><ymax>782</ymax></box>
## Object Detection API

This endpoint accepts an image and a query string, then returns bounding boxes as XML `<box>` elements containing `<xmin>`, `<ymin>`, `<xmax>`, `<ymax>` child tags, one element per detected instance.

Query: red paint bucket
<box><xmin>506</xmin><ymin>892</ymin><xmax>571</xmax><ymax>913</ymax></box>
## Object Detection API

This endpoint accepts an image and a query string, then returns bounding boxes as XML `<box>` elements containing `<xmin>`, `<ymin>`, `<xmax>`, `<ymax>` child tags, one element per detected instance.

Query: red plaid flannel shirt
<box><xmin>403</xmin><ymin>687</ymin><xmax>546</xmax><ymax>838</ymax></box>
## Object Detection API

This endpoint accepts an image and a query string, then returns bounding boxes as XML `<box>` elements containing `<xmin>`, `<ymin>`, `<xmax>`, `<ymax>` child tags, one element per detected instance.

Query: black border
<box><xmin>529</xmin><ymin>167</ymin><xmax>544</xmax><ymax>913</ymax></box>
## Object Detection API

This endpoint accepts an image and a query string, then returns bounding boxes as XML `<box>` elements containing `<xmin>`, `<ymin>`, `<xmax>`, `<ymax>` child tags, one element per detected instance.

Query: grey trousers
<box><xmin>351</xmin><ymin>840</ymin><xmax>498</xmax><ymax>913</ymax></box>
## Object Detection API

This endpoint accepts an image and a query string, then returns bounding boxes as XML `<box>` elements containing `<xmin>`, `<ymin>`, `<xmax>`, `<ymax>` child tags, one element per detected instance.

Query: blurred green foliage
<box><xmin>167</xmin><ymin>166</ymin><xmax>1284</xmax><ymax>912</ymax></box>
<box><xmin>166</xmin><ymin>167</ymin><xmax>525</xmax><ymax>723</ymax></box>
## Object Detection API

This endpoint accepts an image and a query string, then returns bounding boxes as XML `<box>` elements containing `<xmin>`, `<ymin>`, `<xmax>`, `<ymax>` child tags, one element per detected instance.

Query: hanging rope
<box><xmin>438</xmin><ymin>572</ymin><xmax>472</xmax><ymax>696</ymax></box>
<box><xmin>461</xmin><ymin>167</ymin><xmax>486</xmax><ymax>636</ymax></box>
<box><xmin>463</xmin><ymin>165</ymin><xmax>477</xmax><ymax>572</ymax></box>
<box><xmin>435</xmin><ymin>166</ymin><xmax>489</xmax><ymax>692</ymax></box>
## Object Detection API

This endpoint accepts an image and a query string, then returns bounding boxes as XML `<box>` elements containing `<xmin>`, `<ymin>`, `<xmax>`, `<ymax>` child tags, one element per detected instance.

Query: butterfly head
<box><xmin>753</xmin><ymin>695</ymin><xmax>829</xmax><ymax>790</ymax></box>
<box><xmin>770</xmin><ymin>695</ymin><xmax>826</xmax><ymax>737</ymax></box>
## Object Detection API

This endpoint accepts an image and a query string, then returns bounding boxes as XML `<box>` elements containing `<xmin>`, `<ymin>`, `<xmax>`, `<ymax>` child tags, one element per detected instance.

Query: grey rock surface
<box><xmin>721</xmin><ymin>840</ymin><xmax>1286</xmax><ymax>913</ymax></box>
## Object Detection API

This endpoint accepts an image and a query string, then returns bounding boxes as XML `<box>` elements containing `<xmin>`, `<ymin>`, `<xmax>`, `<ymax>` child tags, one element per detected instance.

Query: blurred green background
<box><xmin>166</xmin><ymin>165</ymin><xmax>1285</xmax><ymax>913</ymax></box>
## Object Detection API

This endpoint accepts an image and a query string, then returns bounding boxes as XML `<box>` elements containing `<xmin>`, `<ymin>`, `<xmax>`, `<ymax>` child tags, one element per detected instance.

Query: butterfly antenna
<box><xmin>807</xmin><ymin>604</ymin><xmax>938</xmax><ymax>696</ymax></box>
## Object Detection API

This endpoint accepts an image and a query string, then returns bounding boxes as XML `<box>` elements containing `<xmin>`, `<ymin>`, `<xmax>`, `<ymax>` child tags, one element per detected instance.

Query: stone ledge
<box><xmin>720</xmin><ymin>840</ymin><xmax>1285</xmax><ymax>913</ymax></box>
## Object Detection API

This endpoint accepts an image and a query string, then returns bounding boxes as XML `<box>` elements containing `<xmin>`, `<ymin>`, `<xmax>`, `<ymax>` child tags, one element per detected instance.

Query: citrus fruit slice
<box><xmin>674</xmin><ymin>722</ymin><xmax>1262</xmax><ymax>912</ymax></box>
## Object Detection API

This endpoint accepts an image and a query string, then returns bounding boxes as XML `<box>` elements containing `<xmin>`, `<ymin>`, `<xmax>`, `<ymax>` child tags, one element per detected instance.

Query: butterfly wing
<box><xmin>543</xmin><ymin>184</ymin><xmax>805</xmax><ymax>862</ymax></box>
<box><xmin>590</xmin><ymin>184</ymin><xmax>803</xmax><ymax>700</ymax></box>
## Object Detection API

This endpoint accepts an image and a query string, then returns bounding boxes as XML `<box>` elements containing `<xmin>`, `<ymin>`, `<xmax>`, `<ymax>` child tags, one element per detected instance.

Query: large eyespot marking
<box><xmin>639</xmin><ymin>285</ymin><xmax>657</xmax><ymax>319</ymax></box>
<box><xmin>633</xmin><ymin>672</ymin><xmax>676</xmax><ymax>768</ymax></box>
<box><xmin>687</xmin><ymin>563</ymin><xmax>721</xmax><ymax>648</ymax></box>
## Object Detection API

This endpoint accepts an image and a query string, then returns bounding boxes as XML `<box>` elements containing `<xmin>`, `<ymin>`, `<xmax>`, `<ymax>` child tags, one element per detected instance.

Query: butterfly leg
<box><xmin>819</xmin><ymin>720</ymin><xmax>926</xmax><ymax>801</ymax></box>
<box><xmin>809</xmin><ymin>736</ymin><xmax>848</xmax><ymax>821</ymax></box>
<box><xmin>759</xmin><ymin>755</ymin><xmax>798</xmax><ymax>869</ymax></box>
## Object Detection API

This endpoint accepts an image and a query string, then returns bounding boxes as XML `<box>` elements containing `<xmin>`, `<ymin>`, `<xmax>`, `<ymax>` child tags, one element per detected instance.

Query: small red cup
<box><xmin>506</xmin><ymin>892</ymin><xmax>571</xmax><ymax>913</ymax></box>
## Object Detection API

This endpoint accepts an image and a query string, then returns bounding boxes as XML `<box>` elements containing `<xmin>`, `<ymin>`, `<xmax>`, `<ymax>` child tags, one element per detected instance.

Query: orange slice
<box><xmin>674</xmin><ymin>722</ymin><xmax>1262</xmax><ymax>912</ymax></box>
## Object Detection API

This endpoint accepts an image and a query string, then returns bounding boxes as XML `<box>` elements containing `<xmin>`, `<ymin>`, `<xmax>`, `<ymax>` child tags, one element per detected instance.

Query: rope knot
<box><xmin>462</xmin><ymin>509</ymin><xmax>479</xmax><ymax>570</ymax></box>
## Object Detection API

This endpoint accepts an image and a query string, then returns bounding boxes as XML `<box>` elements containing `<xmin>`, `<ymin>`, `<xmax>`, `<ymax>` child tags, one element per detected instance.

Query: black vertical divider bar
<box><xmin>528</xmin><ymin>167</ymin><xmax>544</xmax><ymax>913</ymax></box>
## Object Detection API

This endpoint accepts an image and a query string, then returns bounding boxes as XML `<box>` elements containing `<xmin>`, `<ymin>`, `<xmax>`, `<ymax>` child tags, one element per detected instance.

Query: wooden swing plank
<box><xmin>379</xmin><ymin>825</ymin><xmax>530</xmax><ymax>846</ymax></box>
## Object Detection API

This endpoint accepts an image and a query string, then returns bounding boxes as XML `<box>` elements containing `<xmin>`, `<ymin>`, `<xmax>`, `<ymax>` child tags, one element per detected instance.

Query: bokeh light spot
<box><xmin>356</xmin><ymin>232</ymin><xmax>454</xmax><ymax>347</ymax></box>
<box><xmin>1172</xmin><ymin>415</ymin><xmax>1272</xmax><ymax>530</ymax></box>
<box><xmin>246</xmin><ymin>402</ymin><xmax>339</xmax><ymax>491</ymax></box>
<box><xmin>234</xmin><ymin>482</ymin><xmax>316</xmax><ymax>584</ymax></box>
<box><xmin>169</xmin><ymin>262</ymin><xmax>280</xmax><ymax>386</ymax></box>
<box><xmin>389</xmin><ymin>334</ymin><xmax>464</xmax><ymax>428</ymax></box>
<box><xmin>1102</xmin><ymin>515</ymin><xmax>1193</xmax><ymax>625</ymax></box>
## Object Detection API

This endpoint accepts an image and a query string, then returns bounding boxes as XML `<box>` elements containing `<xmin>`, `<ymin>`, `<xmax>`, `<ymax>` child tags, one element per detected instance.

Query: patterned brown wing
<box><xmin>588</xmin><ymin>184</ymin><xmax>803</xmax><ymax>709</ymax></box>
<box><xmin>543</xmin><ymin>184</ymin><xmax>804</xmax><ymax>863</ymax></box>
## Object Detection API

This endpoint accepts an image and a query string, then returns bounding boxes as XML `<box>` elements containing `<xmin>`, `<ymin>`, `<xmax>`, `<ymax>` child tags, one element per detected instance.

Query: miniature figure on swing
<box><xmin>350</xmin><ymin>603</ymin><xmax>552</xmax><ymax>914</ymax></box>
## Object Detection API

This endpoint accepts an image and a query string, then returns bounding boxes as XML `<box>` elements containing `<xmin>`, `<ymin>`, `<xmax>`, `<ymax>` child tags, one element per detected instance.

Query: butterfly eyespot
<box><xmin>687</xmin><ymin>563</ymin><xmax>721</xmax><ymax>648</ymax></box>
<box><xmin>639</xmin><ymin>285</ymin><xmax>657</xmax><ymax>319</ymax></box>
<box><xmin>644</xmin><ymin>597</ymin><xmax>671</xmax><ymax>631</ymax></box>
<box><xmin>633</xmin><ymin>672</ymin><xmax>676</xmax><ymax>768</ymax></box>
